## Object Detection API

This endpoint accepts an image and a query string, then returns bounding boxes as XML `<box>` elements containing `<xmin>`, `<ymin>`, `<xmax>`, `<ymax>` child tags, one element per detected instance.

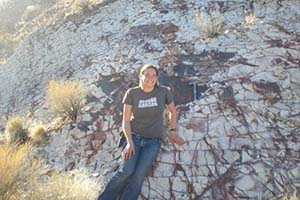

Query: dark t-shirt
<box><xmin>122</xmin><ymin>85</ymin><xmax>174</xmax><ymax>138</ymax></box>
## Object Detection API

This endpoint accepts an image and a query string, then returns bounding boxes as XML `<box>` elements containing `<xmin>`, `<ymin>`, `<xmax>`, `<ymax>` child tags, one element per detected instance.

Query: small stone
<box><xmin>289</xmin><ymin>166</ymin><xmax>300</xmax><ymax>179</ymax></box>
<box><xmin>201</xmin><ymin>104</ymin><xmax>211</xmax><ymax>114</ymax></box>
<box><xmin>228</xmin><ymin>64</ymin><xmax>255</xmax><ymax>78</ymax></box>
<box><xmin>236</xmin><ymin>175</ymin><xmax>256</xmax><ymax>191</ymax></box>
<box><xmin>154</xmin><ymin>163</ymin><xmax>174</xmax><ymax>177</ymax></box>
<box><xmin>281</xmin><ymin>90</ymin><xmax>293</xmax><ymax>100</ymax></box>
<box><xmin>81</xmin><ymin>113</ymin><xmax>93</xmax><ymax>121</ymax></box>
<box><xmin>172</xmin><ymin>177</ymin><xmax>187</xmax><ymax>193</ymax></box>
<box><xmin>206</xmin><ymin>95</ymin><xmax>218</xmax><ymax>104</ymax></box>
<box><xmin>69</xmin><ymin>128</ymin><xmax>86</xmax><ymax>139</ymax></box>
<box><xmin>218</xmin><ymin>137</ymin><xmax>230</xmax><ymax>149</ymax></box>
<box><xmin>94</xmin><ymin>131</ymin><xmax>106</xmax><ymax>141</ymax></box>
<box><xmin>242</xmin><ymin>151</ymin><xmax>253</xmax><ymax>162</ymax></box>
<box><xmin>223</xmin><ymin>150</ymin><xmax>241</xmax><ymax>163</ymax></box>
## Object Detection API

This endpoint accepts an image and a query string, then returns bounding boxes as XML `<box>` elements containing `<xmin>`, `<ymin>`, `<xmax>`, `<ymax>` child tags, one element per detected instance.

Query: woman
<box><xmin>97</xmin><ymin>64</ymin><xmax>185</xmax><ymax>200</ymax></box>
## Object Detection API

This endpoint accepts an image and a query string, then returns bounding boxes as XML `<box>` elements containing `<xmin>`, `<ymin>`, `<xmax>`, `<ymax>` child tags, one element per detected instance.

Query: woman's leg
<box><xmin>97</xmin><ymin>136</ymin><xmax>142</xmax><ymax>200</ymax></box>
<box><xmin>118</xmin><ymin>137</ymin><xmax>161</xmax><ymax>200</ymax></box>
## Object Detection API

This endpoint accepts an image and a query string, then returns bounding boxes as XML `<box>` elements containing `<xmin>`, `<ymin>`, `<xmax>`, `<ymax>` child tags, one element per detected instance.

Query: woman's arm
<box><xmin>166</xmin><ymin>102</ymin><xmax>185</xmax><ymax>145</ymax></box>
<box><xmin>122</xmin><ymin>104</ymin><xmax>135</xmax><ymax>159</ymax></box>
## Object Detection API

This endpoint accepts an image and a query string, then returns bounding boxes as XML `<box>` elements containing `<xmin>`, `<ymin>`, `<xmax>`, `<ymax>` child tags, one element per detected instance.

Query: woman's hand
<box><xmin>169</xmin><ymin>131</ymin><xmax>185</xmax><ymax>145</ymax></box>
<box><xmin>122</xmin><ymin>140</ymin><xmax>135</xmax><ymax>160</ymax></box>
<box><xmin>122</xmin><ymin>104</ymin><xmax>134</xmax><ymax>160</ymax></box>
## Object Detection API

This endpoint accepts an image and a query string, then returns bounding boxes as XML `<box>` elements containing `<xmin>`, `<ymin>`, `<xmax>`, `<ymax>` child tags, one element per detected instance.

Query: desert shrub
<box><xmin>73</xmin><ymin>0</ymin><xmax>91</xmax><ymax>11</ymax></box>
<box><xmin>195</xmin><ymin>11</ymin><xmax>223</xmax><ymax>38</ymax></box>
<box><xmin>0</xmin><ymin>143</ymin><xmax>41</xmax><ymax>200</ymax></box>
<box><xmin>33</xmin><ymin>169</ymin><xmax>99</xmax><ymax>200</ymax></box>
<box><xmin>46</xmin><ymin>80</ymin><xmax>87</xmax><ymax>122</ymax></box>
<box><xmin>244</xmin><ymin>13</ymin><xmax>257</xmax><ymax>25</ymax></box>
<box><xmin>68</xmin><ymin>0</ymin><xmax>104</xmax><ymax>14</ymax></box>
<box><xmin>29</xmin><ymin>123</ymin><xmax>47</xmax><ymax>144</ymax></box>
<box><xmin>0</xmin><ymin>133</ymin><xmax>5</xmax><ymax>144</ymax></box>
<box><xmin>4</xmin><ymin>116</ymin><xmax>28</xmax><ymax>145</ymax></box>
<box><xmin>0</xmin><ymin>143</ymin><xmax>99</xmax><ymax>200</ymax></box>
<box><xmin>21</xmin><ymin>5</ymin><xmax>42</xmax><ymax>22</ymax></box>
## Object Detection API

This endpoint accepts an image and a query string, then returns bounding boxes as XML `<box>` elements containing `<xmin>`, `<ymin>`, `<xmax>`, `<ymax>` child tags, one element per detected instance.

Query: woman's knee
<box><xmin>118</xmin><ymin>168</ymin><xmax>134</xmax><ymax>179</ymax></box>
<box><xmin>130</xmin><ymin>171</ymin><xmax>148</xmax><ymax>185</ymax></box>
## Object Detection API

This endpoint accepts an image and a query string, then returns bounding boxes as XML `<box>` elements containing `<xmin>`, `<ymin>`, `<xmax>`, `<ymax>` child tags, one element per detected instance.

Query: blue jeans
<box><xmin>97</xmin><ymin>134</ymin><xmax>161</xmax><ymax>200</ymax></box>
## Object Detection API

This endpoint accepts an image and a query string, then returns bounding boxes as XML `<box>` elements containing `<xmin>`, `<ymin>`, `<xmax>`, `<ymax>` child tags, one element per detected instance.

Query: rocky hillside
<box><xmin>0</xmin><ymin>0</ymin><xmax>299</xmax><ymax>199</ymax></box>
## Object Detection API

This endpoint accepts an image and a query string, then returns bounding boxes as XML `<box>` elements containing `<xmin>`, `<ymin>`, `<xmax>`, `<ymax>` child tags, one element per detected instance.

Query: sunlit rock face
<box><xmin>1</xmin><ymin>0</ymin><xmax>300</xmax><ymax>199</ymax></box>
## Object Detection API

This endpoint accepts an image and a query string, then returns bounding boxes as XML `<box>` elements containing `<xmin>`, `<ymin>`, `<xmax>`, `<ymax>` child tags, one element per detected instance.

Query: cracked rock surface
<box><xmin>0</xmin><ymin>0</ymin><xmax>299</xmax><ymax>199</ymax></box>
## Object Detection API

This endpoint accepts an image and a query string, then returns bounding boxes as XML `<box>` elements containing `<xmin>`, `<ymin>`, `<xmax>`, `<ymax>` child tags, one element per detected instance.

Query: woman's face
<box><xmin>141</xmin><ymin>68</ymin><xmax>158</xmax><ymax>88</ymax></box>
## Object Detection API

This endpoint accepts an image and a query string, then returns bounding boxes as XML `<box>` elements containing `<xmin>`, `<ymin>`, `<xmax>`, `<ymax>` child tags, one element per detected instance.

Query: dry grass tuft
<box><xmin>29</xmin><ymin>123</ymin><xmax>47</xmax><ymax>144</ymax></box>
<box><xmin>46</xmin><ymin>80</ymin><xmax>87</xmax><ymax>122</ymax></box>
<box><xmin>244</xmin><ymin>13</ymin><xmax>257</xmax><ymax>25</ymax></box>
<box><xmin>34</xmin><ymin>169</ymin><xmax>99</xmax><ymax>200</ymax></box>
<box><xmin>195</xmin><ymin>11</ymin><xmax>223</xmax><ymax>38</ymax></box>
<box><xmin>0</xmin><ymin>143</ymin><xmax>99</xmax><ymax>200</ymax></box>
<box><xmin>72</xmin><ymin>0</ymin><xmax>91</xmax><ymax>12</ymax></box>
<box><xmin>4</xmin><ymin>116</ymin><xmax>28</xmax><ymax>145</ymax></box>
<box><xmin>70</xmin><ymin>0</ymin><xmax>104</xmax><ymax>14</ymax></box>
<box><xmin>0</xmin><ymin>143</ymin><xmax>41</xmax><ymax>200</ymax></box>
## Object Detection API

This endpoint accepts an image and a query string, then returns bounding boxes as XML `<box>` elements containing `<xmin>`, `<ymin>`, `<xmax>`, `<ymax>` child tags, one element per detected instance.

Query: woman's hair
<box><xmin>139</xmin><ymin>64</ymin><xmax>159</xmax><ymax>88</ymax></box>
